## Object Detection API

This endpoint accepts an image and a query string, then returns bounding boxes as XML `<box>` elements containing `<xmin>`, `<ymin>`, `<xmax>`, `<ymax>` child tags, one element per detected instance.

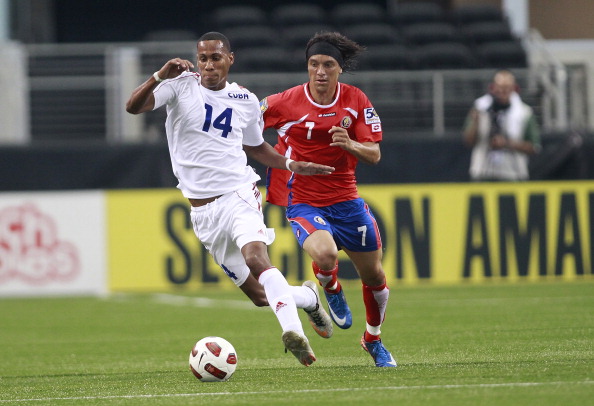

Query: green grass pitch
<box><xmin>1</xmin><ymin>280</ymin><xmax>592</xmax><ymax>405</ymax></box>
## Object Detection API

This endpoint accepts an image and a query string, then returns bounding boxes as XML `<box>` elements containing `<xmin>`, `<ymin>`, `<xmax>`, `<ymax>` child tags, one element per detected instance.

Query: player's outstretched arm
<box><xmin>244</xmin><ymin>142</ymin><xmax>334</xmax><ymax>175</ymax></box>
<box><xmin>126</xmin><ymin>58</ymin><xmax>194</xmax><ymax>114</ymax></box>
<box><xmin>289</xmin><ymin>160</ymin><xmax>335</xmax><ymax>175</ymax></box>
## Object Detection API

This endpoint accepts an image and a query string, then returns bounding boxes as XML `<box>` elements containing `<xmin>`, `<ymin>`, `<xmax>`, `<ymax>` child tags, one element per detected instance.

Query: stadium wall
<box><xmin>0</xmin><ymin>135</ymin><xmax>592</xmax><ymax>192</ymax></box>
<box><xmin>1</xmin><ymin>182</ymin><xmax>592</xmax><ymax>296</ymax></box>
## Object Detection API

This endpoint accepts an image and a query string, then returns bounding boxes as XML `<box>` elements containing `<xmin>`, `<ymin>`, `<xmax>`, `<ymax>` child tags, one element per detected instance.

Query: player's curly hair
<box><xmin>305</xmin><ymin>31</ymin><xmax>365</xmax><ymax>72</ymax></box>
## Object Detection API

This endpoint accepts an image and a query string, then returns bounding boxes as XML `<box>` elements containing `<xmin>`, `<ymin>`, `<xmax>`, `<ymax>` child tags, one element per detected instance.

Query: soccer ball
<box><xmin>189</xmin><ymin>336</ymin><xmax>238</xmax><ymax>382</ymax></box>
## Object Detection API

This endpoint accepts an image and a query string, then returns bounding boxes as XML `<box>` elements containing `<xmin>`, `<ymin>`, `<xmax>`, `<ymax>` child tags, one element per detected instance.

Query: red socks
<box><xmin>312</xmin><ymin>261</ymin><xmax>340</xmax><ymax>294</ymax></box>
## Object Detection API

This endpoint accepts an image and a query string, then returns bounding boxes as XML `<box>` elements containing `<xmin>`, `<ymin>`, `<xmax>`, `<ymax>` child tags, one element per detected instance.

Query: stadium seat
<box><xmin>232</xmin><ymin>46</ymin><xmax>297</xmax><ymax>73</ymax></box>
<box><xmin>271</xmin><ymin>3</ymin><xmax>328</xmax><ymax>28</ymax></box>
<box><xmin>415</xmin><ymin>42</ymin><xmax>477</xmax><ymax>69</ymax></box>
<box><xmin>213</xmin><ymin>6</ymin><xmax>267</xmax><ymax>30</ymax></box>
<box><xmin>475</xmin><ymin>40</ymin><xmax>527</xmax><ymax>68</ymax></box>
<box><xmin>342</xmin><ymin>23</ymin><xmax>403</xmax><ymax>47</ymax></box>
<box><xmin>449</xmin><ymin>4</ymin><xmax>504</xmax><ymax>26</ymax></box>
<box><xmin>389</xmin><ymin>2</ymin><xmax>444</xmax><ymax>27</ymax></box>
<box><xmin>330</xmin><ymin>3</ymin><xmax>385</xmax><ymax>28</ymax></box>
<box><xmin>402</xmin><ymin>22</ymin><xmax>462</xmax><ymax>46</ymax></box>
<box><xmin>281</xmin><ymin>23</ymin><xmax>336</xmax><ymax>49</ymax></box>
<box><xmin>463</xmin><ymin>21</ymin><xmax>514</xmax><ymax>45</ymax></box>
<box><xmin>143</xmin><ymin>30</ymin><xmax>196</xmax><ymax>42</ymax></box>
<box><xmin>358</xmin><ymin>44</ymin><xmax>416</xmax><ymax>71</ymax></box>
<box><xmin>225</xmin><ymin>25</ymin><xmax>281</xmax><ymax>50</ymax></box>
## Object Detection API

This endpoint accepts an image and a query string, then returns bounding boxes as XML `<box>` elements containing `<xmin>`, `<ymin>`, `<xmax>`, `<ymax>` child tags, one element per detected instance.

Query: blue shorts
<box><xmin>286</xmin><ymin>198</ymin><xmax>382</xmax><ymax>252</ymax></box>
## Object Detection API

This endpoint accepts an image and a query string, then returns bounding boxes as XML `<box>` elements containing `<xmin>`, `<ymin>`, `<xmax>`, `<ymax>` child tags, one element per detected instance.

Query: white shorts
<box><xmin>190</xmin><ymin>183</ymin><xmax>275</xmax><ymax>287</ymax></box>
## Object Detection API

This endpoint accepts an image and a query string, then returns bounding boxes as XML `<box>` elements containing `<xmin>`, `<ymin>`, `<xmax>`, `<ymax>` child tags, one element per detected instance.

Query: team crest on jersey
<box><xmin>259</xmin><ymin>97</ymin><xmax>268</xmax><ymax>113</ymax></box>
<box><xmin>340</xmin><ymin>116</ymin><xmax>352</xmax><ymax>128</ymax></box>
<box><xmin>364</xmin><ymin>107</ymin><xmax>381</xmax><ymax>125</ymax></box>
<box><xmin>314</xmin><ymin>216</ymin><xmax>327</xmax><ymax>226</ymax></box>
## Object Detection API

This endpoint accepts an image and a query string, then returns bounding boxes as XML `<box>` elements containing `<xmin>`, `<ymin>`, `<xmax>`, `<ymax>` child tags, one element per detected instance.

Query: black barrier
<box><xmin>0</xmin><ymin>134</ymin><xmax>592</xmax><ymax>191</ymax></box>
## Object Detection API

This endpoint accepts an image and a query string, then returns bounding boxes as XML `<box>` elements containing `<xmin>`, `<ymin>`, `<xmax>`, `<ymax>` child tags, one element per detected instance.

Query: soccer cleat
<box><xmin>325</xmin><ymin>287</ymin><xmax>353</xmax><ymax>329</ymax></box>
<box><xmin>282</xmin><ymin>330</ymin><xmax>316</xmax><ymax>367</ymax></box>
<box><xmin>302</xmin><ymin>280</ymin><xmax>333</xmax><ymax>338</ymax></box>
<box><xmin>361</xmin><ymin>335</ymin><xmax>397</xmax><ymax>367</ymax></box>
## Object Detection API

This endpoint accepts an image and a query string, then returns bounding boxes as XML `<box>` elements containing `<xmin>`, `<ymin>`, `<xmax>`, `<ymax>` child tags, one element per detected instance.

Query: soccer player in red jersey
<box><xmin>260</xmin><ymin>32</ymin><xmax>396</xmax><ymax>367</ymax></box>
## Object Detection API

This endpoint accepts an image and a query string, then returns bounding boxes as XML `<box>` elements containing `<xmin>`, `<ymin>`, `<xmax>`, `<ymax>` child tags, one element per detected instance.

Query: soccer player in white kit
<box><xmin>126</xmin><ymin>32</ymin><xmax>334</xmax><ymax>366</ymax></box>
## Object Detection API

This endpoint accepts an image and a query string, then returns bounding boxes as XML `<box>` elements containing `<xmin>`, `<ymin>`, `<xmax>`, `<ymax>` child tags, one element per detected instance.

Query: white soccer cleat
<box><xmin>302</xmin><ymin>280</ymin><xmax>334</xmax><ymax>338</ymax></box>
<box><xmin>282</xmin><ymin>330</ymin><xmax>316</xmax><ymax>367</ymax></box>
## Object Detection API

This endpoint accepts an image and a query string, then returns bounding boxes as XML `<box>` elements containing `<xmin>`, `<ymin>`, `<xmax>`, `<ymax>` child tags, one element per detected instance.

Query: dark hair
<box><xmin>198</xmin><ymin>31</ymin><xmax>232</xmax><ymax>52</ymax></box>
<box><xmin>305</xmin><ymin>31</ymin><xmax>365</xmax><ymax>72</ymax></box>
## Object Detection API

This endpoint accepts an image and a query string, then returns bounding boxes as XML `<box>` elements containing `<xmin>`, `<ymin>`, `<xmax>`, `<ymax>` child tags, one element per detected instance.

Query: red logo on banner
<box><xmin>0</xmin><ymin>204</ymin><xmax>80</xmax><ymax>285</ymax></box>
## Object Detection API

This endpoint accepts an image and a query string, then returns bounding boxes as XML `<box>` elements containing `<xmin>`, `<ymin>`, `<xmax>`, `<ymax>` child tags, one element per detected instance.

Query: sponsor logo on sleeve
<box><xmin>372</xmin><ymin>123</ymin><xmax>382</xmax><ymax>132</ymax></box>
<box><xmin>364</xmin><ymin>107</ymin><xmax>381</xmax><ymax>125</ymax></box>
<box><xmin>259</xmin><ymin>98</ymin><xmax>268</xmax><ymax>113</ymax></box>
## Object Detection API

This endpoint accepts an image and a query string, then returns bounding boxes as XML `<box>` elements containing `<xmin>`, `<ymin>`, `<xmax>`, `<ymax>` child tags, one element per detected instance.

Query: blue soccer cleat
<box><xmin>361</xmin><ymin>335</ymin><xmax>397</xmax><ymax>367</ymax></box>
<box><xmin>324</xmin><ymin>287</ymin><xmax>353</xmax><ymax>329</ymax></box>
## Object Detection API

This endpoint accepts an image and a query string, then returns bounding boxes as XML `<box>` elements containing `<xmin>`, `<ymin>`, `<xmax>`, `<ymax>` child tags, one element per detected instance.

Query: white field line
<box><xmin>108</xmin><ymin>292</ymin><xmax>264</xmax><ymax>310</ymax></box>
<box><xmin>2</xmin><ymin>381</ymin><xmax>592</xmax><ymax>403</ymax></box>
<box><xmin>150</xmin><ymin>293</ymin><xmax>265</xmax><ymax>310</ymax></box>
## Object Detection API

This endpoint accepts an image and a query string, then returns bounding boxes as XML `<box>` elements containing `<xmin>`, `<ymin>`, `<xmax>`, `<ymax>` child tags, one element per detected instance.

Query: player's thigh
<box><xmin>190</xmin><ymin>205</ymin><xmax>251</xmax><ymax>287</ymax></box>
<box><xmin>332</xmin><ymin>199</ymin><xmax>382</xmax><ymax>252</ymax></box>
<box><xmin>230</xmin><ymin>184</ymin><xmax>274</xmax><ymax>250</ymax></box>
<box><xmin>286</xmin><ymin>203</ymin><xmax>334</xmax><ymax>247</ymax></box>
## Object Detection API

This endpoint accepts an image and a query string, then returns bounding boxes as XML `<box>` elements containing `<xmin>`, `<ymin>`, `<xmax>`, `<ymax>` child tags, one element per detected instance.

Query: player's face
<box><xmin>307</xmin><ymin>55</ymin><xmax>341</xmax><ymax>96</ymax></box>
<box><xmin>197</xmin><ymin>40</ymin><xmax>234</xmax><ymax>91</ymax></box>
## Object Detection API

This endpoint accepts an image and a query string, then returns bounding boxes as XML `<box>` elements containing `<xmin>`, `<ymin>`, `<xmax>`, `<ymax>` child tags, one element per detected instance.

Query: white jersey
<box><xmin>153</xmin><ymin>71</ymin><xmax>263</xmax><ymax>198</ymax></box>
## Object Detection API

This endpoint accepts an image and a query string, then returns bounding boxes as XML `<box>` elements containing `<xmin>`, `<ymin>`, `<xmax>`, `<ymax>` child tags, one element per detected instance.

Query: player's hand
<box><xmin>290</xmin><ymin>161</ymin><xmax>335</xmax><ymax>175</ymax></box>
<box><xmin>157</xmin><ymin>58</ymin><xmax>195</xmax><ymax>80</ymax></box>
<box><xmin>329</xmin><ymin>126</ymin><xmax>354</xmax><ymax>152</ymax></box>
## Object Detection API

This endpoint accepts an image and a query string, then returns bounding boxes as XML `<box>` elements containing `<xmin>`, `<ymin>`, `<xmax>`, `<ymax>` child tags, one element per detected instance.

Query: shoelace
<box><xmin>306</xmin><ymin>304</ymin><xmax>325</xmax><ymax>327</ymax></box>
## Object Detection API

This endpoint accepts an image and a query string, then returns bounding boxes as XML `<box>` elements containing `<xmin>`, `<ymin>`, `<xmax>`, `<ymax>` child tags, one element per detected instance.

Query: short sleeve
<box><xmin>354</xmin><ymin>91</ymin><xmax>382</xmax><ymax>143</ymax></box>
<box><xmin>242</xmin><ymin>117</ymin><xmax>265</xmax><ymax>146</ymax></box>
<box><xmin>152</xmin><ymin>81</ymin><xmax>176</xmax><ymax>110</ymax></box>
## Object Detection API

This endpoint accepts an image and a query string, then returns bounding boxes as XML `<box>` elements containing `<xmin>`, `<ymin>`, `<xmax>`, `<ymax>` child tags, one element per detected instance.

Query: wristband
<box><xmin>153</xmin><ymin>71</ymin><xmax>164</xmax><ymax>82</ymax></box>
<box><xmin>285</xmin><ymin>158</ymin><xmax>294</xmax><ymax>171</ymax></box>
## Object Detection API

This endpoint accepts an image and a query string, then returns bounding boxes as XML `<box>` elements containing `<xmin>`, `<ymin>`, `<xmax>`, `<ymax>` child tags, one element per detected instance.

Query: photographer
<box><xmin>463</xmin><ymin>70</ymin><xmax>540</xmax><ymax>181</ymax></box>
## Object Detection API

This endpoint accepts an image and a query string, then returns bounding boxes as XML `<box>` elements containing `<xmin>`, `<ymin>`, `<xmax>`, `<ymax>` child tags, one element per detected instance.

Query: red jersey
<box><xmin>261</xmin><ymin>82</ymin><xmax>382</xmax><ymax>207</ymax></box>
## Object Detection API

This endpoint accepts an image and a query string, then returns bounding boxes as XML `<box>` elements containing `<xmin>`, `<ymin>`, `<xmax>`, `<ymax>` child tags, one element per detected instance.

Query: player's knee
<box><xmin>242</xmin><ymin>246</ymin><xmax>271</xmax><ymax>273</ymax></box>
<box><xmin>362</xmin><ymin>268</ymin><xmax>386</xmax><ymax>287</ymax></box>
<box><xmin>317</xmin><ymin>258</ymin><xmax>338</xmax><ymax>271</ymax></box>
<box><xmin>244</xmin><ymin>255</ymin><xmax>269</xmax><ymax>274</ymax></box>
<box><xmin>311</xmin><ymin>250</ymin><xmax>338</xmax><ymax>271</ymax></box>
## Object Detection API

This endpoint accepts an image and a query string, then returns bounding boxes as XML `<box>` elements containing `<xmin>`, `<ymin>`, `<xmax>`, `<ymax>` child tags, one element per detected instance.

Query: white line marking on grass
<box><xmin>151</xmin><ymin>293</ymin><xmax>265</xmax><ymax>310</ymax></box>
<box><xmin>2</xmin><ymin>381</ymin><xmax>592</xmax><ymax>403</ymax></box>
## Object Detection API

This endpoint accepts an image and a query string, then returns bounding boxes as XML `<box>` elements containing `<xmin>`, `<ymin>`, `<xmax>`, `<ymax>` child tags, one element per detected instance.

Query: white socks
<box><xmin>258</xmin><ymin>267</ymin><xmax>304</xmax><ymax>334</ymax></box>
<box><xmin>289</xmin><ymin>285</ymin><xmax>317</xmax><ymax>311</ymax></box>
